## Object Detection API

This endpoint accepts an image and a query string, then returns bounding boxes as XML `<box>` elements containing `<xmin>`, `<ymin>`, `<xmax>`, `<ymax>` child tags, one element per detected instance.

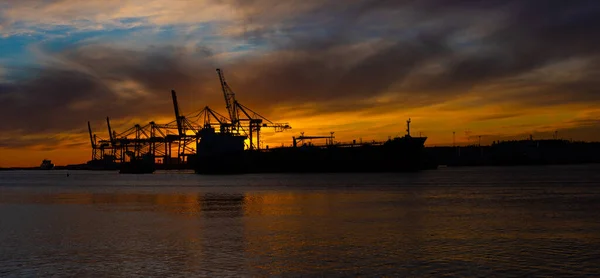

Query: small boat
<box><xmin>40</xmin><ymin>159</ymin><xmax>55</xmax><ymax>170</ymax></box>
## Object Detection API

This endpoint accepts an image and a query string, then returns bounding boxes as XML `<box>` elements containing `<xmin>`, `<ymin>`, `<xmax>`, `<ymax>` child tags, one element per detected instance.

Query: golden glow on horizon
<box><xmin>1</xmin><ymin>101</ymin><xmax>600</xmax><ymax>167</ymax></box>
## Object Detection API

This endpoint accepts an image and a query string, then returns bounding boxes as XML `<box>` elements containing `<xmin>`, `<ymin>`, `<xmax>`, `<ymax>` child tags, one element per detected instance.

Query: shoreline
<box><xmin>3</xmin><ymin>162</ymin><xmax>600</xmax><ymax>172</ymax></box>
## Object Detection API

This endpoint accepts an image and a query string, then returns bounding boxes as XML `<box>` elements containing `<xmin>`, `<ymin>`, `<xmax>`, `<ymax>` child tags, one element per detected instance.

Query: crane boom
<box><xmin>106</xmin><ymin>117</ymin><xmax>114</xmax><ymax>146</ymax></box>
<box><xmin>236</xmin><ymin>102</ymin><xmax>291</xmax><ymax>132</ymax></box>
<box><xmin>216</xmin><ymin>68</ymin><xmax>238</xmax><ymax>126</ymax></box>
<box><xmin>87</xmin><ymin>121</ymin><xmax>95</xmax><ymax>148</ymax></box>
<box><xmin>205</xmin><ymin>106</ymin><xmax>227</xmax><ymax>125</ymax></box>
<box><xmin>171</xmin><ymin>90</ymin><xmax>184</xmax><ymax>136</ymax></box>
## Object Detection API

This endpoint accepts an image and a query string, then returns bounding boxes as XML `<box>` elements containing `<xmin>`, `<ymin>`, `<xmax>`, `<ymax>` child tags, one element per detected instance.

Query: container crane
<box><xmin>87</xmin><ymin>121</ymin><xmax>103</xmax><ymax>160</ymax></box>
<box><xmin>171</xmin><ymin>89</ymin><xmax>202</xmax><ymax>163</ymax></box>
<box><xmin>216</xmin><ymin>68</ymin><xmax>239</xmax><ymax>132</ymax></box>
<box><xmin>103</xmin><ymin>117</ymin><xmax>118</xmax><ymax>160</ymax></box>
<box><xmin>106</xmin><ymin>117</ymin><xmax>115</xmax><ymax>146</ymax></box>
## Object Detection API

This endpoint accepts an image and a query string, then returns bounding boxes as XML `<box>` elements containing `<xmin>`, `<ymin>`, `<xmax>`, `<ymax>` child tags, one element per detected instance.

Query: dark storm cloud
<box><xmin>230</xmin><ymin>32</ymin><xmax>451</xmax><ymax>109</ymax></box>
<box><xmin>2</xmin><ymin>0</ymin><xmax>600</xmax><ymax>147</ymax></box>
<box><xmin>413</xmin><ymin>0</ymin><xmax>600</xmax><ymax>91</ymax></box>
<box><xmin>465</xmin><ymin>58</ymin><xmax>600</xmax><ymax>108</ymax></box>
<box><xmin>0</xmin><ymin>68</ymin><xmax>108</xmax><ymax>132</ymax></box>
<box><xmin>0</xmin><ymin>45</ymin><xmax>218</xmax><ymax>138</ymax></box>
<box><xmin>224</xmin><ymin>0</ymin><xmax>600</xmax><ymax>106</ymax></box>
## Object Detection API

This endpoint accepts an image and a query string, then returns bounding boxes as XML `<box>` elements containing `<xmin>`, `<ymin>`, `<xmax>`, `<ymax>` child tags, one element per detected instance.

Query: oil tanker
<box><xmin>192</xmin><ymin>119</ymin><xmax>433</xmax><ymax>174</ymax></box>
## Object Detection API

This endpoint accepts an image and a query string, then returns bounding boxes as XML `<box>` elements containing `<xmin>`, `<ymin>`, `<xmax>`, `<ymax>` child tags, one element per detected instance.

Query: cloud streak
<box><xmin>0</xmin><ymin>0</ymin><xmax>236</xmax><ymax>36</ymax></box>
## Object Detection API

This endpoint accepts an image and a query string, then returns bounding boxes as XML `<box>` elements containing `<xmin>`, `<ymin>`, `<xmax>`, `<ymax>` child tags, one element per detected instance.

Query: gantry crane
<box><xmin>88</xmin><ymin>121</ymin><xmax>113</xmax><ymax>161</ymax></box>
<box><xmin>107</xmin><ymin>117</ymin><xmax>114</xmax><ymax>146</ymax></box>
<box><xmin>216</xmin><ymin>69</ymin><xmax>239</xmax><ymax>133</ymax></box>
<box><xmin>88</xmin><ymin>121</ymin><xmax>101</xmax><ymax>160</ymax></box>
<box><xmin>87</xmin><ymin>69</ymin><xmax>292</xmax><ymax>168</ymax></box>
<box><xmin>171</xmin><ymin>89</ymin><xmax>201</xmax><ymax>162</ymax></box>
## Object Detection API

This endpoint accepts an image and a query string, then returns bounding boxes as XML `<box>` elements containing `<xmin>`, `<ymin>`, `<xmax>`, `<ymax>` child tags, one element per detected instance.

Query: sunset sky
<box><xmin>1</xmin><ymin>0</ymin><xmax>600</xmax><ymax>167</ymax></box>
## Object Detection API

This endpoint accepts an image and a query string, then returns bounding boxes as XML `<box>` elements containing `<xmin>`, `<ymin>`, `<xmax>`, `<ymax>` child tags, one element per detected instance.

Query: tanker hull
<box><xmin>194</xmin><ymin>135</ymin><xmax>432</xmax><ymax>174</ymax></box>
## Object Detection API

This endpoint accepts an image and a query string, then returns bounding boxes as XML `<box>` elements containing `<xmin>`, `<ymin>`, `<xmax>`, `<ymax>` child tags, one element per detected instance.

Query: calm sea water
<box><xmin>1</xmin><ymin>165</ymin><xmax>599</xmax><ymax>277</ymax></box>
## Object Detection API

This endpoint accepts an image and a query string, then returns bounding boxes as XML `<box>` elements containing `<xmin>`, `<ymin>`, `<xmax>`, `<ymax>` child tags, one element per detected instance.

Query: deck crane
<box><xmin>215</xmin><ymin>68</ymin><xmax>291</xmax><ymax>150</ymax></box>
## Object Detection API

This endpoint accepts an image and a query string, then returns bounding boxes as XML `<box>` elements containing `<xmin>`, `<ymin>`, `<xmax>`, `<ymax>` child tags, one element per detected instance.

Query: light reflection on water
<box><xmin>1</xmin><ymin>165</ymin><xmax>600</xmax><ymax>276</ymax></box>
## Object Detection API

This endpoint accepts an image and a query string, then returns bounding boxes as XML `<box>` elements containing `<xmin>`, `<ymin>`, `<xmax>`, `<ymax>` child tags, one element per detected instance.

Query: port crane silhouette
<box><xmin>216</xmin><ymin>68</ymin><xmax>291</xmax><ymax>150</ymax></box>
<box><xmin>86</xmin><ymin>68</ymin><xmax>292</xmax><ymax>166</ymax></box>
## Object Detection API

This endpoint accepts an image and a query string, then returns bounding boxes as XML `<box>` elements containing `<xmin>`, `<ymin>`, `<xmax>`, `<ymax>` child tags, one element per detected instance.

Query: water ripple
<box><xmin>1</xmin><ymin>165</ymin><xmax>600</xmax><ymax>276</ymax></box>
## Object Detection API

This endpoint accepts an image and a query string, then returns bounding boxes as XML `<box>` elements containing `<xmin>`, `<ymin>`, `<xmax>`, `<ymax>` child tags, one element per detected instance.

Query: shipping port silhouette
<box><xmin>2</xmin><ymin>69</ymin><xmax>599</xmax><ymax>172</ymax></box>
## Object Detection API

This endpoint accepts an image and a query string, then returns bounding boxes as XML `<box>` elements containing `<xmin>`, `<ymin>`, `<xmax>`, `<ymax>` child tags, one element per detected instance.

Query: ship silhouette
<box><xmin>192</xmin><ymin>119</ymin><xmax>433</xmax><ymax>174</ymax></box>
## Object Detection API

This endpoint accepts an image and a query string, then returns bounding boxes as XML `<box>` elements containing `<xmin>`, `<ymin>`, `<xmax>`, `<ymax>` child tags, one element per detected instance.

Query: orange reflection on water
<box><xmin>0</xmin><ymin>192</ymin><xmax>204</xmax><ymax>215</ymax></box>
<box><xmin>1</xmin><ymin>186</ymin><xmax>598</xmax><ymax>276</ymax></box>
